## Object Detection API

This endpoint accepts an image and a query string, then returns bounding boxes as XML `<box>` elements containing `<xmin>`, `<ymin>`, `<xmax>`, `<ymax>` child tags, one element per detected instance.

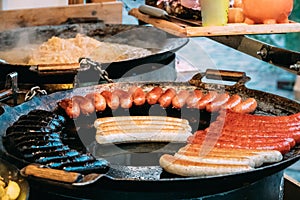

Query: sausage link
<box><xmin>206</xmin><ymin>93</ymin><xmax>230</xmax><ymax>112</ymax></box>
<box><xmin>62</xmin><ymin>99</ymin><xmax>80</xmax><ymax>119</ymax></box>
<box><xmin>190</xmin><ymin>130</ymin><xmax>293</xmax><ymax>154</ymax></box>
<box><xmin>223</xmin><ymin>94</ymin><xmax>242</xmax><ymax>110</ymax></box>
<box><xmin>172</xmin><ymin>90</ymin><xmax>190</xmax><ymax>109</ymax></box>
<box><xmin>101</xmin><ymin>90</ymin><xmax>120</xmax><ymax>110</ymax></box>
<box><xmin>130</xmin><ymin>87</ymin><xmax>146</xmax><ymax>106</ymax></box>
<box><xmin>180</xmin><ymin>144</ymin><xmax>283</xmax><ymax>164</ymax></box>
<box><xmin>158</xmin><ymin>88</ymin><xmax>177</xmax><ymax>108</ymax></box>
<box><xmin>197</xmin><ymin>91</ymin><xmax>218</xmax><ymax>110</ymax></box>
<box><xmin>219</xmin><ymin>141</ymin><xmax>290</xmax><ymax>154</ymax></box>
<box><xmin>72</xmin><ymin>96</ymin><xmax>95</xmax><ymax>115</ymax></box>
<box><xmin>222</xmin><ymin>110</ymin><xmax>300</xmax><ymax>123</ymax></box>
<box><xmin>209</xmin><ymin>120</ymin><xmax>300</xmax><ymax>132</ymax></box>
<box><xmin>58</xmin><ymin>99</ymin><xmax>70</xmax><ymax>110</ymax></box>
<box><xmin>224</xmin><ymin>120</ymin><xmax>300</xmax><ymax>128</ymax></box>
<box><xmin>224</xmin><ymin>124</ymin><xmax>300</xmax><ymax>132</ymax></box>
<box><xmin>223</xmin><ymin>129</ymin><xmax>300</xmax><ymax>144</ymax></box>
<box><xmin>188</xmin><ymin>135</ymin><xmax>291</xmax><ymax>154</ymax></box>
<box><xmin>195</xmin><ymin>131</ymin><xmax>296</xmax><ymax>148</ymax></box>
<box><xmin>217</xmin><ymin>113</ymin><xmax>300</xmax><ymax>127</ymax></box>
<box><xmin>206</xmin><ymin>121</ymin><xmax>300</xmax><ymax>144</ymax></box>
<box><xmin>186</xmin><ymin>89</ymin><xmax>203</xmax><ymax>108</ymax></box>
<box><xmin>146</xmin><ymin>86</ymin><xmax>163</xmax><ymax>105</ymax></box>
<box><xmin>85</xmin><ymin>93</ymin><xmax>107</xmax><ymax>112</ymax></box>
<box><xmin>230</xmin><ymin>98</ymin><xmax>257</xmax><ymax>114</ymax></box>
<box><xmin>159</xmin><ymin>154</ymin><xmax>253</xmax><ymax>177</ymax></box>
<box><xmin>112</xmin><ymin>89</ymin><xmax>133</xmax><ymax>109</ymax></box>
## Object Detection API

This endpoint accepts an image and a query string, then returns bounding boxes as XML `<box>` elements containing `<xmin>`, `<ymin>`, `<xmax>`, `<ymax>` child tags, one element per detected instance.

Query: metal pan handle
<box><xmin>0</xmin><ymin>72</ymin><xmax>18</xmax><ymax>106</ymax></box>
<box><xmin>21</xmin><ymin>164</ymin><xmax>82</xmax><ymax>183</ymax></box>
<box><xmin>189</xmin><ymin>69</ymin><xmax>251</xmax><ymax>87</ymax></box>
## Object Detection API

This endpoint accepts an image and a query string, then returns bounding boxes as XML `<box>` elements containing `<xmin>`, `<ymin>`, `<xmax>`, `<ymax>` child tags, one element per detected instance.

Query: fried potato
<box><xmin>0</xmin><ymin>177</ymin><xmax>20</xmax><ymax>200</ymax></box>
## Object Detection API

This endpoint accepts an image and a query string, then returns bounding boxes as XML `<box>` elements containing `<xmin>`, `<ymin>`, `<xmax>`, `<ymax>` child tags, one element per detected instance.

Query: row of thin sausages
<box><xmin>158</xmin><ymin>111</ymin><xmax>300</xmax><ymax>176</ymax></box>
<box><xmin>58</xmin><ymin>86</ymin><xmax>258</xmax><ymax>118</ymax></box>
<box><xmin>188</xmin><ymin>110</ymin><xmax>300</xmax><ymax>154</ymax></box>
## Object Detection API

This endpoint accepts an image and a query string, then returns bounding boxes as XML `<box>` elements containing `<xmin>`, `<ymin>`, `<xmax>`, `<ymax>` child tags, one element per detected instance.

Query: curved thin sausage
<box><xmin>231</xmin><ymin>98</ymin><xmax>257</xmax><ymax>114</ymax></box>
<box><xmin>222</xmin><ymin>110</ymin><xmax>300</xmax><ymax>123</ymax></box>
<box><xmin>101</xmin><ymin>90</ymin><xmax>119</xmax><ymax>110</ymax></box>
<box><xmin>131</xmin><ymin>87</ymin><xmax>146</xmax><ymax>106</ymax></box>
<box><xmin>210</xmin><ymin>120</ymin><xmax>300</xmax><ymax>132</ymax></box>
<box><xmin>172</xmin><ymin>90</ymin><xmax>190</xmax><ymax>109</ymax></box>
<box><xmin>158</xmin><ymin>88</ymin><xmax>177</xmax><ymax>108</ymax></box>
<box><xmin>197</xmin><ymin>91</ymin><xmax>218</xmax><ymax>110</ymax></box>
<box><xmin>192</xmin><ymin>130</ymin><xmax>296</xmax><ymax>148</ymax></box>
<box><xmin>58</xmin><ymin>99</ymin><xmax>70</xmax><ymax>110</ymax></box>
<box><xmin>85</xmin><ymin>93</ymin><xmax>107</xmax><ymax>112</ymax></box>
<box><xmin>62</xmin><ymin>99</ymin><xmax>80</xmax><ymax>119</ymax></box>
<box><xmin>146</xmin><ymin>86</ymin><xmax>163</xmax><ymax>105</ymax></box>
<box><xmin>188</xmin><ymin>135</ymin><xmax>291</xmax><ymax>154</ymax></box>
<box><xmin>112</xmin><ymin>89</ymin><xmax>133</xmax><ymax>109</ymax></box>
<box><xmin>206</xmin><ymin>93</ymin><xmax>230</xmax><ymax>112</ymax></box>
<box><xmin>186</xmin><ymin>89</ymin><xmax>203</xmax><ymax>108</ymax></box>
<box><xmin>72</xmin><ymin>96</ymin><xmax>95</xmax><ymax>115</ymax></box>
<box><xmin>223</xmin><ymin>94</ymin><xmax>242</xmax><ymax>110</ymax></box>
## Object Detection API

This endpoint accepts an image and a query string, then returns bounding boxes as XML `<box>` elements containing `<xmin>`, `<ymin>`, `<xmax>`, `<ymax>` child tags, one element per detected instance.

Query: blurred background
<box><xmin>250</xmin><ymin>0</ymin><xmax>300</xmax><ymax>52</ymax></box>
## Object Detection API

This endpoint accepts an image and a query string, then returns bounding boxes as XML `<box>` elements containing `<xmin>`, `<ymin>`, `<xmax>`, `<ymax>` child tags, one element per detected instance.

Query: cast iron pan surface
<box><xmin>0</xmin><ymin>70</ymin><xmax>300</xmax><ymax>199</ymax></box>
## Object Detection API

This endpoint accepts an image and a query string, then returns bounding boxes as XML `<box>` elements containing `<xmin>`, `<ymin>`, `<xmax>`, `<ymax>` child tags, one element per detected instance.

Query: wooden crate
<box><xmin>0</xmin><ymin>1</ymin><xmax>122</xmax><ymax>31</ymax></box>
<box><xmin>68</xmin><ymin>1</ymin><xmax>115</xmax><ymax>4</ymax></box>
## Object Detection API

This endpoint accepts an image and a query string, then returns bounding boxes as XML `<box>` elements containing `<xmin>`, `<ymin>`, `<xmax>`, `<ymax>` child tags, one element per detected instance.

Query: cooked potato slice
<box><xmin>5</xmin><ymin>180</ymin><xmax>20</xmax><ymax>200</ymax></box>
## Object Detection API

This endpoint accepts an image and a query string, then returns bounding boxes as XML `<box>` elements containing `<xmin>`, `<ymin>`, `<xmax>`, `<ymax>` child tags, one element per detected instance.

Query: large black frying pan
<box><xmin>0</xmin><ymin>22</ymin><xmax>188</xmax><ymax>91</ymax></box>
<box><xmin>0</xmin><ymin>69</ymin><xmax>300</xmax><ymax>199</ymax></box>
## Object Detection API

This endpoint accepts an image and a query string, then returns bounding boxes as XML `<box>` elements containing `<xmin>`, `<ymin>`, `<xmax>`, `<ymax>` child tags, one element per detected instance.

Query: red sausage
<box><xmin>146</xmin><ymin>86</ymin><xmax>163</xmax><ymax>105</ymax></box>
<box><xmin>223</xmin><ymin>94</ymin><xmax>242</xmax><ymax>110</ymax></box>
<box><xmin>172</xmin><ymin>90</ymin><xmax>190</xmax><ymax>109</ymax></box>
<box><xmin>206</xmin><ymin>140</ymin><xmax>289</xmax><ymax>154</ymax></box>
<box><xmin>85</xmin><ymin>93</ymin><xmax>107</xmax><ymax>112</ymax></box>
<box><xmin>222</xmin><ymin>118</ymin><xmax>300</xmax><ymax>127</ymax></box>
<box><xmin>72</xmin><ymin>96</ymin><xmax>95</xmax><ymax>115</ymax></box>
<box><xmin>215</xmin><ymin>112</ymin><xmax>298</xmax><ymax>125</ymax></box>
<box><xmin>197</xmin><ymin>91</ymin><xmax>218</xmax><ymax>109</ymax></box>
<box><xmin>130</xmin><ymin>87</ymin><xmax>146</xmax><ymax>106</ymax></box>
<box><xmin>62</xmin><ymin>99</ymin><xmax>81</xmax><ymax>119</ymax></box>
<box><xmin>231</xmin><ymin>98</ymin><xmax>257</xmax><ymax>114</ymax></box>
<box><xmin>222</xmin><ymin>123</ymin><xmax>300</xmax><ymax>132</ymax></box>
<box><xmin>196</xmin><ymin>129</ymin><xmax>295</xmax><ymax>144</ymax></box>
<box><xmin>112</xmin><ymin>89</ymin><xmax>133</xmax><ymax>109</ymax></box>
<box><xmin>208</xmin><ymin>120</ymin><xmax>300</xmax><ymax>133</ymax></box>
<box><xmin>223</xmin><ymin>110</ymin><xmax>300</xmax><ymax>123</ymax></box>
<box><xmin>58</xmin><ymin>99</ymin><xmax>69</xmax><ymax>110</ymax></box>
<box><xmin>158</xmin><ymin>88</ymin><xmax>177</xmax><ymax>108</ymax></box>
<box><xmin>206</xmin><ymin>122</ymin><xmax>300</xmax><ymax>144</ymax></box>
<box><xmin>210</xmin><ymin>120</ymin><xmax>300</xmax><ymax>140</ymax></box>
<box><xmin>186</xmin><ymin>89</ymin><xmax>203</xmax><ymax>108</ymax></box>
<box><xmin>101</xmin><ymin>90</ymin><xmax>120</xmax><ymax>110</ymax></box>
<box><xmin>196</xmin><ymin>134</ymin><xmax>295</xmax><ymax>148</ymax></box>
<box><xmin>188</xmin><ymin>134</ymin><xmax>291</xmax><ymax>154</ymax></box>
<box><xmin>206</xmin><ymin>93</ymin><xmax>230</xmax><ymax>112</ymax></box>
<box><xmin>222</xmin><ymin>129</ymin><xmax>300</xmax><ymax>144</ymax></box>
<box><xmin>198</xmin><ymin>130</ymin><xmax>296</xmax><ymax>148</ymax></box>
